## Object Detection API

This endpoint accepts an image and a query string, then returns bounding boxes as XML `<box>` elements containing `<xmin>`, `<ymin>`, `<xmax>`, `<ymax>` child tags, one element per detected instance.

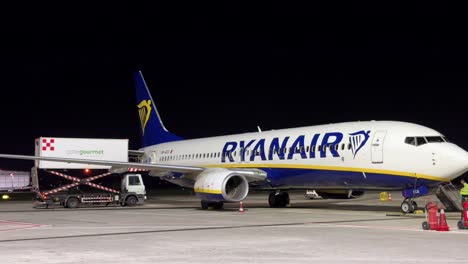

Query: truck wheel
<box><xmin>66</xmin><ymin>197</ymin><xmax>79</xmax><ymax>209</ymax></box>
<box><xmin>458</xmin><ymin>220</ymin><xmax>464</xmax><ymax>229</ymax></box>
<box><xmin>125</xmin><ymin>196</ymin><xmax>138</xmax><ymax>207</ymax></box>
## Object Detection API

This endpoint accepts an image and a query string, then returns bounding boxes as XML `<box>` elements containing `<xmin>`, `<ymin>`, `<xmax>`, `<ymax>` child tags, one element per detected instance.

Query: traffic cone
<box><xmin>239</xmin><ymin>201</ymin><xmax>245</xmax><ymax>213</ymax></box>
<box><xmin>388</xmin><ymin>193</ymin><xmax>392</xmax><ymax>201</ymax></box>
<box><xmin>436</xmin><ymin>208</ymin><xmax>450</xmax><ymax>231</ymax></box>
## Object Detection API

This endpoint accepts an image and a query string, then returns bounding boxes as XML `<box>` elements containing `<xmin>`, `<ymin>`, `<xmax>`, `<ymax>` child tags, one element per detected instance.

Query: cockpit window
<box><xmin>416</xmin><ymin>137</ymin><xmax>427</xmax><ymax>146</ymax></box>
<box><xmin>404</xmin><ymin>137</ymin><xmax>416</xmax><ymax>146</ymax></box>
<box><xmin>426</xmin><ymin>136</ymin><xmax>445</xmax><ymax>143</ymax></box>
<box><xmin>405</xmin><ymin>136</ymin><xmax>429</xmax><ymax>146</ymax></box>
<box><xmin>406</xmin><ymin>136</ymin><xmax>447</xmax><ymax>146</ymax></box>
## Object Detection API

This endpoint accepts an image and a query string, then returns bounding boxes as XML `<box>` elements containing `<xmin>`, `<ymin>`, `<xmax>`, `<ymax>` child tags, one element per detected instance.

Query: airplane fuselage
<box><xmin>140</xmin><ymin>120</ymin><xmax>468</xmax><ymax>191</ymax></box>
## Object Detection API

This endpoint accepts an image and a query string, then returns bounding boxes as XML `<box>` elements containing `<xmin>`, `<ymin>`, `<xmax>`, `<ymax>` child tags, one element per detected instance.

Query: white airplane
<box><xmin>1</xmin><ymin>71</ymin><xmax>468</xmax><ymax>213</ymax></box>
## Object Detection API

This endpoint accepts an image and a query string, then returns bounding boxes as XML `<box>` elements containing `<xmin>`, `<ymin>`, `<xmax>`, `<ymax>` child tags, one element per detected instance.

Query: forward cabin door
<box><xmin>371</xmin><ymin>131</ymin><xmax>387</xmax><ymax>163</ymax></box>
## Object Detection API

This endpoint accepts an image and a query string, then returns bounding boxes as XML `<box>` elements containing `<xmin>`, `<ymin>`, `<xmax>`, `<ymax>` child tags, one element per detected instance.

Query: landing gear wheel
<box><xmin>125</xmin><ymin>196</ymin><xmax>138</xmax><ymax>207</ymax></box>
<box><xmin>400</xmin><ymin>200</ymin><xmax>414</xmax><ymax>214</ymax></box>
<box><xmin>278</xmin><ymin>192</ymin><xmax>290</xmax><ymax>207</ymax></box>
<box><xmin>66</xmin><ymin>197</ymin><xmax>79</xmax><ymax>209</ymax></box>
<box><xmin>268</xmin><ymin>192</ymin><xmax>277</xmax><ymax>207</ymax></box>
<box><xmin>412</xmin><ymin>201</ymin><xmax>418</xmax><ymax>210</ymax></box>
<box><xmin>268</xmin><ymin>191</ymin><xmax>290</xmax><ymax>208</ymax></box>
<box><xmin>458</xmin><ymin>220</ymin><xmax>464</xmax><ymax>229</ymax></box>
<box><xmin>201</xmin><ymin>200</ymin><xmax>209</xmax><ymax>210</ymax></box>
<box><xmin>212</xmin><ymin>202</ymin><xmax>224</xmax><ymax>210</ymax></box>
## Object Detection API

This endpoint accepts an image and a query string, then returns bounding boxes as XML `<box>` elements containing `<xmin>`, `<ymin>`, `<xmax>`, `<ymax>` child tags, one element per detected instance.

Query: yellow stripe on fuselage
<box><xmin>203</xmin><ymin>163</ymin><xmax>446</xmax><ymax>182</ymax></box>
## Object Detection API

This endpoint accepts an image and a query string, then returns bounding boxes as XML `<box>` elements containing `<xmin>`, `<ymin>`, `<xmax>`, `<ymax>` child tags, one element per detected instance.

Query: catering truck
<box><xmin>31</xmin><ymin>137</ymin><xmax>146</xmax><ymax>208</ymax></box>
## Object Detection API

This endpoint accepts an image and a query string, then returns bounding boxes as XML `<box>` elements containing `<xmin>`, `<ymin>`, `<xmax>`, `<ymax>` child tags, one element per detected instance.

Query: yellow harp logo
<box><xmin>137</xmin><ymin>100</ymin><xmax>152</xmax><ymax>134</ymax></box>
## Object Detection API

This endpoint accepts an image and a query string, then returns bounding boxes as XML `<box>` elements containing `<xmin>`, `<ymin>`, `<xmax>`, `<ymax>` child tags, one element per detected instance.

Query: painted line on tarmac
<box><xmin>0</xmin><ymin>225</ymin><xmax>43</xmax><ymax>232</ymax></box>
<box><xmin>0</xmin><ymin>221</ymin><xmax>45</xmax><ymax>233</ymax></box>
<box><xmin>0</xmin><ymin>220</ymin><xmax>43</xmax><ymax>226</ymax></box>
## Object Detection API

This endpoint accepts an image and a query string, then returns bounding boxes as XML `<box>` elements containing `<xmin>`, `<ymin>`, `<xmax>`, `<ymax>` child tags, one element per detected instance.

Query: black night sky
<box><xmin>0</xmin><ymin>4</ymin><xmax>467</xmax><ymax>171</ymax></box>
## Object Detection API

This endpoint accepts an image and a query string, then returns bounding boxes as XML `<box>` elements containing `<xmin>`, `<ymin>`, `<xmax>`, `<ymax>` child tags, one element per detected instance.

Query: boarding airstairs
<box><xmin>435</xmin><ymin>183</ymin><xmax>462</xmax><ymax>211</ymax></box>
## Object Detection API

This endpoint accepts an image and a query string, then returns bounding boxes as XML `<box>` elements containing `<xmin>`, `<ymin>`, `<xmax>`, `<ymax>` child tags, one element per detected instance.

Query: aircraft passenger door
<box><xmin>151</xmin><ymin>151</ymin><xmax>158</xmax><ymax>164</ymax></box>
<box><xmin>371</xmin><ymin>131</ymin><xmax>386</xmax><ymax>163</ymax></box>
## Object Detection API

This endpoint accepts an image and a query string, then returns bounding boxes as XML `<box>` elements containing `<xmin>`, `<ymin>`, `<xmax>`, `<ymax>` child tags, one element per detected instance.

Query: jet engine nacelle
<box><xmin>316</xmin><ymin>189</ymin><xmax>365</xmax><ymax>199</ymax></box>
<box><xmin>194</xmin><ymin>168</ymin><xmax>249</xmax><ymax>202</ymax></box>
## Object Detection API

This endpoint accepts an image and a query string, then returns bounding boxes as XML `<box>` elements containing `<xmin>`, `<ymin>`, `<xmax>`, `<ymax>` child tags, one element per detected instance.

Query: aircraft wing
<box><xmin>0</xmin><ymin>154</ymin><xmax>203</xmax><ymax>173</ymax></box>
<box><xmin>0</xmin><ymin>154</ymin><xmax>267</xmax><ymax>181</ymax></box>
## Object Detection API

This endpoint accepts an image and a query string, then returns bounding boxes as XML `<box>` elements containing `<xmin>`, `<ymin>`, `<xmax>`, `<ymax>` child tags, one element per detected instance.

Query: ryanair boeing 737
<box><xmin>1</xmin><ymin>71</ymin><xmax>468</xmax><ymax>213</ymax></box>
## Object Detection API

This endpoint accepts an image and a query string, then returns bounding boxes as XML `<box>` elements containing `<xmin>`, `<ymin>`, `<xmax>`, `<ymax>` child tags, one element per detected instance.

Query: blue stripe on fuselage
<box><xmin>260</xmin><ymin>168</ymin><xmax>439</xmax><ymax>189</ymax></box>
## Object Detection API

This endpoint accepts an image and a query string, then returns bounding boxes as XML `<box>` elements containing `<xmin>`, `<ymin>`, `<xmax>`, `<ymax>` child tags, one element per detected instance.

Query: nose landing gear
<box><xmin>400</xmin><ymin>186</ymin><xmax>428</xmax><ymax>214</ymax></box>
<box><xmin>400</xmin><ymin>198</ymin><xmax>418</xmax><ymax>214</ymax></box>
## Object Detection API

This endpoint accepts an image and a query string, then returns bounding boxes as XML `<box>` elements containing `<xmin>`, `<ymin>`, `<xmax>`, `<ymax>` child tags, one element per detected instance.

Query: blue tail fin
<box><xmin>135</xmin><ymin>71</ymin><xmax>183</xmax><ymax>147</ymax></box>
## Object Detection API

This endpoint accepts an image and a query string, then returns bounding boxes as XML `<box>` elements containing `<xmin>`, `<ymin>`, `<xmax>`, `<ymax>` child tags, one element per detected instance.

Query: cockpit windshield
<box><xmin>426</xmin><ymin>136</ymin><xmax>445</xmax><ymax>143</ymax></box>
<box><xmin>404</xmin><ymin>136</ymin><xmax>446</xmax><ymax>146</ymax></box>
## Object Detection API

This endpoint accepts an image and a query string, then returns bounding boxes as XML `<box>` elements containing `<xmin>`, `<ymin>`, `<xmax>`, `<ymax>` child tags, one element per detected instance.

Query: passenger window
<box><xmin>341</xmin><ymin>143</ymin><xmax>345</xmax><ymax>150</ymax></box>
<box><xmin>348</xmin><ymin>143</ymin><xmax>351</xmax><ymax>150</ymax></box>
<box><xmin>416</xmin><ymin>137</ymin><xmax>427</xmax><ymax>146</ymax></box>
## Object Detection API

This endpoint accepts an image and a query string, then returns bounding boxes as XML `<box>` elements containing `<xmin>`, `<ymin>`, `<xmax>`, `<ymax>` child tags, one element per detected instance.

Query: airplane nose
<box><xmin>444</xmin><ymin>147</ymin><xmax>468</xmax><ymax>179</ymax></box>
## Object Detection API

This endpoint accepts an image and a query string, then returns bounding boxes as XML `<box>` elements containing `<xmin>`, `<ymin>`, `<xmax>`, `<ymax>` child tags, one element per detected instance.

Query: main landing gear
<box><xmin>268</xmin><ymin>191</ymin><xmax>290</xmax><ymax>208</ymax></box>
<box><xmin>400</xmin><ymin>198</ymin><xmax>418</xmax><ymax>214</ymax></box>
<box><xmin>200</xmin><ymin>200</ymin><xmax>224</xmax><ymax>210</ymax></box>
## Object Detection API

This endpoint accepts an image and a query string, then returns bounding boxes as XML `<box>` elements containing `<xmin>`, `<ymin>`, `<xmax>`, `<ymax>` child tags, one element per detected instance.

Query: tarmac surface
<box><xmin>1</xmin><ymin>190</ymin><xmax>467</xmax><ymax>263</ymax></box>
